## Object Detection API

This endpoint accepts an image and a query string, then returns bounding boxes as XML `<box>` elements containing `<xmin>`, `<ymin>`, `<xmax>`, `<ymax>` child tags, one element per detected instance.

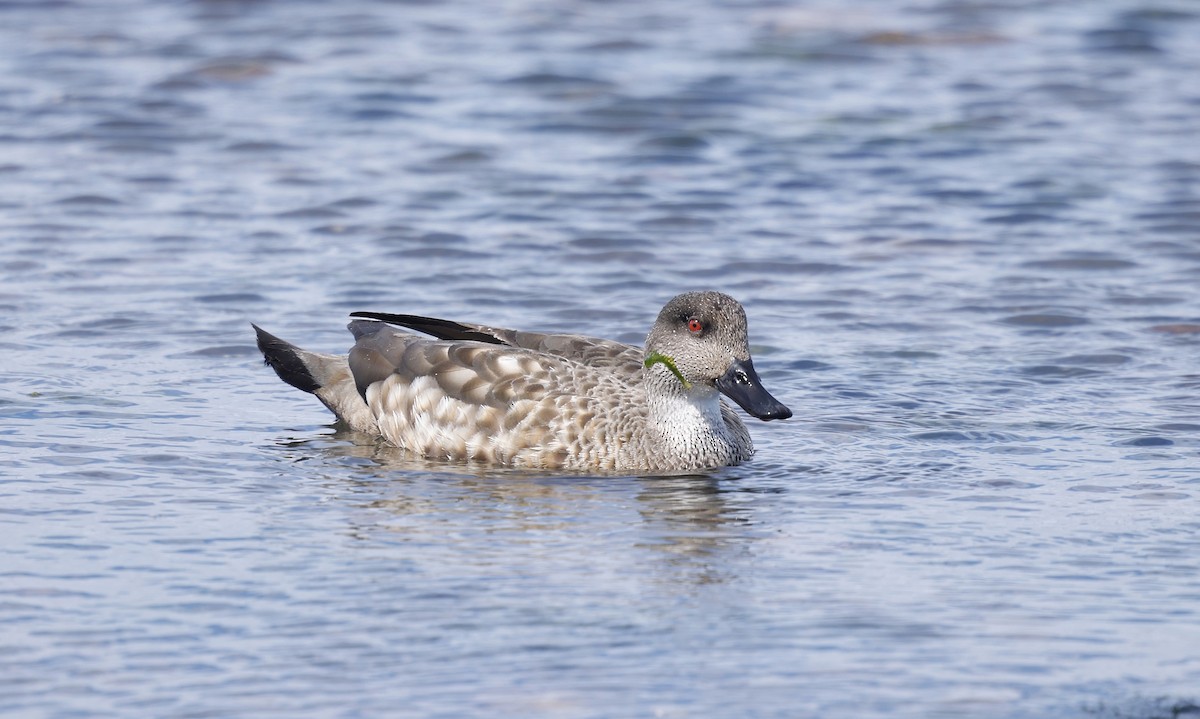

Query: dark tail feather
<box><xmin>253</xmin><ymin>324</ymin><xmax>321</xmax><ymax>393</ymax></box>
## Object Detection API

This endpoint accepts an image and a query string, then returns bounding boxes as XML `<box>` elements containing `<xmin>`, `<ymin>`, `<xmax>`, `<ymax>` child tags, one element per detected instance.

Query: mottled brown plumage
<box><xmin>254</xmin><ymin>291</ymin><xmax>791</xmax><ymax>474</ymax></box>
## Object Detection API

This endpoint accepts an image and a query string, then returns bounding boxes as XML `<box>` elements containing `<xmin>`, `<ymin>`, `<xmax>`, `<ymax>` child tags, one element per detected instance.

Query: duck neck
<box><xmin>643</xmin><ymin>362</ymin><xmax>731</xmax><ymax>451</ymax></box>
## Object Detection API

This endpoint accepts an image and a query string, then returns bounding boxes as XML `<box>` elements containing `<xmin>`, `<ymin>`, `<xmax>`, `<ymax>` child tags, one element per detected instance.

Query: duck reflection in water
<box><xmin>273</xmin><ymin>429</ymin><xmax>767</xmax><ymax>587</ymax></box>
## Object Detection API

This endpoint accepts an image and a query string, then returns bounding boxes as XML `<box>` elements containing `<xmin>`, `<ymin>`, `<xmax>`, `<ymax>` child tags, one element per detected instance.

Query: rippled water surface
<box><xmin>2</xmin><ymin>1</ymin><xmax>1200</xmax><ymax>717</ymax></box>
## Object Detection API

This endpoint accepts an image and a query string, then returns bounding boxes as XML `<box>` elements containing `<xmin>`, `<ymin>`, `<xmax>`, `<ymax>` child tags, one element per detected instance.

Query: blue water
<box><xmin>2</xmin><ymin>1</ymin><xmax>1199</xmax><ymax>717</ymax></box>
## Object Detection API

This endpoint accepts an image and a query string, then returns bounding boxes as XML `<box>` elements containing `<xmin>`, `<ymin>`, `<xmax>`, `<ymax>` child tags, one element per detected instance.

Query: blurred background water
<box><xmin>1</xmin><ymin>0</ymin><xmax>1199</xmax><ymax>717</ymax></box>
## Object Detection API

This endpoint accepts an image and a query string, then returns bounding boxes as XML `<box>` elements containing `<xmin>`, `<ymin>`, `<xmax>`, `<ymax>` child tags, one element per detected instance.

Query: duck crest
<box><xmin>255</xmin><ymin>291</ymin><xmax>790</xmax><ymax>474</ymax></box>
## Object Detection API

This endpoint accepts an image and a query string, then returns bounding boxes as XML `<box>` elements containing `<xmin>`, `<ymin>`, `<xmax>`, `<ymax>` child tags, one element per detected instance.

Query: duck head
<box><xmin>644</xmin><ymin>291</ymin><xmax>792</xmax><ymax>421</ymax></box>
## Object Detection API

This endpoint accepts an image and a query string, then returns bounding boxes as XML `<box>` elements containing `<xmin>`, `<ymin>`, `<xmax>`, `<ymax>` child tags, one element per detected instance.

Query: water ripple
<box><xmin>0</xmin><ymin>0</ymin><xmax>1198</xmax><ymax>717</ymax></box>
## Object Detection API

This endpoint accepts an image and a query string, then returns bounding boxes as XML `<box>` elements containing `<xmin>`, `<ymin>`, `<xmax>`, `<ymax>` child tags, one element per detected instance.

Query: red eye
<box><xmin>687</xmin><ymin>318</ymin><xmax>703</xmax><ymax>333</ymax></box>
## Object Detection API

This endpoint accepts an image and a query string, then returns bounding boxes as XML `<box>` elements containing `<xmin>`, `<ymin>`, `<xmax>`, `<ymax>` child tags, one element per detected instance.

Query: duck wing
<box><xmin>346</xmin><ymin>320</ymin><xmax>644</xmax><ymax>468</ymax></box>
<box><xmin>348</xmin><ymin>312</ymin><xmax>643</xmax><ymax>373</ymax></box>
<box><xmin>348</xmin><ymin>319</ymin><xmax>568</xmax><ymax>408</ymax></box>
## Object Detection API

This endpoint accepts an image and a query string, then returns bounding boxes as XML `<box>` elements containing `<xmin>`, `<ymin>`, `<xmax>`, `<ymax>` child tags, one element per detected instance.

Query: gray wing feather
<box><xmin>347</xmin><ymin>320</ymin><xmax>563</xmax><ymax>408</ymax></box>
<box><xmin>348</xmin><ymin>313</ymin><xmax>643</xmax><ymax>373</ymax></box>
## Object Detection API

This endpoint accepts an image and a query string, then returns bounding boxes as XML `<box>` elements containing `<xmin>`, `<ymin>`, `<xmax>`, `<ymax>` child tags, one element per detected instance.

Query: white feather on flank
<box><xmin>491</xmin><ymin>354</ymin><xmax>525</xmax><ymax>377</ymax></box>
<box><xmin>370</xmin><ymin>375</ymin><xmax>517</xmax><ymax>464</ymax></box>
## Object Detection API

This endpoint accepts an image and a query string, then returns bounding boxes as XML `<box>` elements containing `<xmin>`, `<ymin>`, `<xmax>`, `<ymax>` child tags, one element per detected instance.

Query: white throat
<box><xmin>648</xmin><ymin>384</ymin><xmax>732</xmax><ymax>451</ymax></box>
